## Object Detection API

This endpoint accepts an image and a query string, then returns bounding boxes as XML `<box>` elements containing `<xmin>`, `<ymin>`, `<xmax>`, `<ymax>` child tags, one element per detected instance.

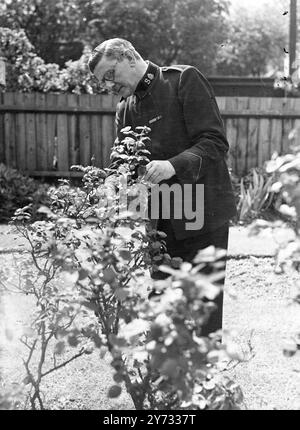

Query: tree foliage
<box><xmin>85</xmin><ymin>0</ymin><xmax>229</xmax><ymax>74</ymax></box>
<box><xmin>0</xmin><ymin>0</ymin><xmax>87</xmax><ymax>66</ymax></box>
<box><xmin>0</xmin><ymin>0</ymin><xmax>291</xmax><ymax>79</ymax></box>
<box><xmin>215</xmin><ymin>1</ymin><xmax>289</xmax><ymax>76</ymax></box>
<box><xmin>0</xmin><ymin>0</ymin><xmax>230</xmax><ymax>74</ymax></box>
<box><xmin>0</xmin><ymin>28</ymin><xmax>100</xmax><ymax>93</ymax></box>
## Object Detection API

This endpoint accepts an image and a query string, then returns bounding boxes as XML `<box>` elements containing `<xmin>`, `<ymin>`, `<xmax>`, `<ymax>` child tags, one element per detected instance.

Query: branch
<box><xmin>22</xmin><ymin>339</ymin><xmax>38</xmax><ymax>363</ymax></box>
<box><xmin>36</xmin><ymin>321</ymin><xmax>48</xmax><ymax>385</ymax></box>
<box><xmin>41</xmin><ymin>348</ymin><xmax>86</xmax><ymax>378</ymax></box>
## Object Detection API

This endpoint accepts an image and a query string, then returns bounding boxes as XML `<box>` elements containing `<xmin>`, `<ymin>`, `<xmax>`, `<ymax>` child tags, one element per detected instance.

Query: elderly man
<box><xmin>88</xmin><ymin>38</ymin><xmax>236</xmax><ymax>334</ymax></box>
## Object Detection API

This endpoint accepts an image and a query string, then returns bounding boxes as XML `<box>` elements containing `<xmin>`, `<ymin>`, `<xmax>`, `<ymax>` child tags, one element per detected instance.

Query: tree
<box><xmin>0</xmin><ymin>0</ymin><xmax>230</xmax><ymax>74</ymax></box>
<box><xmin>0</xmin><ymin>0</ymin><xmax>89</xmax><ymax>66</ymax></box>
<box><xmin>215</xmin><ymin>1</ymin><xmax>289</xmax><ymax>76</ymax></box>
<box><xmin>85</xmin><ymin>0</ymin><xmax>230</xmax><ymax>74</ymax></box>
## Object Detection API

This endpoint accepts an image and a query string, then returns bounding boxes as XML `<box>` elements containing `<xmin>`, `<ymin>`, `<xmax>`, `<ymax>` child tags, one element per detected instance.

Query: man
<box><xmin>88</xmin><ymin>38</ymin><xmax>237</xmax><ymax>334</ymax></box>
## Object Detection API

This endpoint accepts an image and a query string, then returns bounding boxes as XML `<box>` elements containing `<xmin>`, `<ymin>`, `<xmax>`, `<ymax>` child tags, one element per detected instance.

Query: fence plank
<box><xmin>0</xmin><ymin>92</ymin><xmax>5</xmax><ymax>164</ymax></box>
<box><xmin>14</xmin><ymin>93</ymin><xmax>26</xmax><ymax>171</ymax></box>
<box><xmin>35</xmin><ymin>93</ymin><xmax>48</xmax><ymax>170</ymax></box>
<box><xmin>24</xmin><ymin>93</ymin><xmax>37</xmax><ymax>171</ymax></box>
<box><xmin>216</xmin><ymin>97</ymin><xmax>226</xmax><ymax>111</ymax></box>
<box><xmin>282</xmin><ymin>98</ymin><xmax>295</xmax><ymax>153</ymax></box>
<box><xmin>4</xmin><ymin>93</ymin><xmax>16</xmax><ymax>168</ymax></box>
<box><xmin>247</xmin><ymin>97</ymin><xmax>261</xmax><ymax>171</ymax></box>
<box><xmin>67</xmin><ymin>94</ymin><xmax>80</xmax><ymax>168</ymax></box>
<box><xmin>90</xmin><ymin>95</ymin><xmax>103</xmax><ymax>168</ymax></box>
<box><xmin>269</xmin><ymin>98</ymin><xmax>284</xmax><ymax>157</ymax></box>
<box><xmin>101</xmin><ymin>95</ymin><xmax>116</xmax><ymax>168</ymax></box>
<box><xmin>236</xmin><ymin>98</ymin><xmax>249</xmax><ymax>176</ymax></box>
<box><xmin>79</xmin><ymin>94</ymin><xmax>92</xmax><ymax>166</ymax></box>
<box><xmin>258</xmin><ymin>98</ymin><xmax>272</xmax><ymax>167</ymax></box>
<box><xmin>46</xmin><ymin>94</ymin><xmax>57</xmax><ymax>171</ymax></box>
<box><xmin>57</xmin><ymin>94</ymin><xmax>69</xmax><ymax>171</ymax></box>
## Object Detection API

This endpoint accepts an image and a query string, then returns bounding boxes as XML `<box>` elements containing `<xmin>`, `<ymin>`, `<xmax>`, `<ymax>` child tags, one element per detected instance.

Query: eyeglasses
<box><xmin>98</xmin><ymin>61</ymin><xmax>118</xmax><ymax>90</ymax></box>
<box><xmin>102</xmin><ymin>68</ymin><xmax>115</xmax><ymax>84</ymax></box>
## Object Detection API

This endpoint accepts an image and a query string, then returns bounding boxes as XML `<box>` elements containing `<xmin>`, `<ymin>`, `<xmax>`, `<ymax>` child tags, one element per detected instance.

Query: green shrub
<box><xmin>0</xmin><ymin>164</ymin><xmax>49</xmax><ymax>222</ymax></box>
<box><xmin>0</xmin><ymin>27</ymin><xmax>101</xmax><ymax>94</ymax></box>
<box><xmin>58</xmin><ymin>47</ymin><xmax>102</xmax><ymax>95</ymax></box>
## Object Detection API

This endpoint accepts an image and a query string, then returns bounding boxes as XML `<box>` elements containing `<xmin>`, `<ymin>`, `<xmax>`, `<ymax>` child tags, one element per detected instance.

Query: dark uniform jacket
<box><xmin>112</xmin><ymin>61</ymin><xmax>237</xmax><ymax>240</ymax></box>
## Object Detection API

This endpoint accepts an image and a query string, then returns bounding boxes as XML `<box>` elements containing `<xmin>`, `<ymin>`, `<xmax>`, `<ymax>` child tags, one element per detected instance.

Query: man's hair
<box><xmin>88</xmin><ymin>38</ymin><xmax>141</xmax><ymax>74</ymax></box>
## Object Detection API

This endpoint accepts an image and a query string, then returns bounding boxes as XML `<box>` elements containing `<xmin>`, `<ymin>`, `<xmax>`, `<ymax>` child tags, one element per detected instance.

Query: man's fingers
<box><xmin>149</xmin><ymin>172</ymin><xmax>161</xmax><ymax>183</ymax></box>
<box><xmin>145</xmin><ymin>167</ymin><xmax>156</xmax><ymax>177</ymax></box>
<box><xmin>144</xmin><ymin>165</ymin><xmax>157</xmax><ymax>180</ymax></box>
<box><xmin>145</xmin><ymin>173</ymin><xmax>156</xmax><ymax>182</ymax></box>
<box><xmin>146</xmin><ymin>165</ymin><xmax>156</xmax><ymax>174</ymax></box>
<box><xmin>148</xmin><ymin>171</ymin><xmax>160</xmax><ymax>182</ymax></box>
<box><xmin>151</xmin><ymin>175</ymin><xmax>161</xmax><ymax>184</ymax></box>
<box><xmin>146</xmin><ymin>161</ymin><xmax>154</xmax><ymax>171</ymax></box>
<box><xmin>145</xmin><ymin>162</ymin><xmax>166</xmax><ymax>183</ymax></box>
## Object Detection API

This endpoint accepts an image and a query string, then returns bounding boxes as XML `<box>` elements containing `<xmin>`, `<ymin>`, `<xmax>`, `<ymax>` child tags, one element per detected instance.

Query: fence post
<box><xmin>0</xmin><ymin>48</ymin><xmax>6</xmax><ymax>88</ymax></box>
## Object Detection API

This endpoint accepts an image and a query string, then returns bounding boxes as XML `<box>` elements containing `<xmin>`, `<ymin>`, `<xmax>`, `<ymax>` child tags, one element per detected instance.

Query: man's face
<box><xmin>94</xmin><ymin>55</ymin><xmax>138</xmax><ymax>98</ymax></box>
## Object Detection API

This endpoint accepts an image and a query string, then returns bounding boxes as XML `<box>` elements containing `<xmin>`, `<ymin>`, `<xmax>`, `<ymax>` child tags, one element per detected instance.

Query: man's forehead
<box><xmin>94</xmin><ymin>56</ymin><xmax>116</xmax><ymax>78</ymax></box>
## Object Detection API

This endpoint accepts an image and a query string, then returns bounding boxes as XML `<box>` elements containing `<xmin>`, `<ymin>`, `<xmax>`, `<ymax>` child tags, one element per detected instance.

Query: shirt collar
<box><xmin>134</xmin><ymin>61</ymin><xmax>159</xmax><ymax>100</ymax></box>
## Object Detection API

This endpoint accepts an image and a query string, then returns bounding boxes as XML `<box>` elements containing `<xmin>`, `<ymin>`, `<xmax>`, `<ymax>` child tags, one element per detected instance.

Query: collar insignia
<box><xmin>135</xmin><ymin>62</ymin><xmax>158</xmax><ymax>98</ymax></box>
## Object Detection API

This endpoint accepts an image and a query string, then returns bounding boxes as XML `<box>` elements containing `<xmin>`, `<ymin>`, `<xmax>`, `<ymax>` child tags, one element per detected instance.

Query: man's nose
<box><xmin>105</xmin><ymin>81</ymin><xmax>115</xmax><ymax>89</ymax></box>
<box><xmin>104</xmin><ymin>81</ymin><xmax>118</xmax><ymax>94</ymax></box>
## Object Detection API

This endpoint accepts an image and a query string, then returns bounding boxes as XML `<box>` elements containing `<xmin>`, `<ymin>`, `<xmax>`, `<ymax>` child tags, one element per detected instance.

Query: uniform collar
<box><xmin>134</xmin><ymin>61</ymin><xmax>159</xmax><ymax>100</ymax></box>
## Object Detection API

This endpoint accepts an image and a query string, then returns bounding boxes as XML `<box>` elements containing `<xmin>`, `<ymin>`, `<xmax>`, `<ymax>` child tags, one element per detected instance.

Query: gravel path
<box><xmin>223</xmin><ymin>258</ymin><xmax>300</xmax><ymax>410</ymax></box>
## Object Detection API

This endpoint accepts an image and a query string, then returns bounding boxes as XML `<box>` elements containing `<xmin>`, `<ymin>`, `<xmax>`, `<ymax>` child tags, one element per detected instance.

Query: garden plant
<box><xmin>2</xmin><ymin>126</ymin><xmax>244</xmax><ymax>410</ymax></box>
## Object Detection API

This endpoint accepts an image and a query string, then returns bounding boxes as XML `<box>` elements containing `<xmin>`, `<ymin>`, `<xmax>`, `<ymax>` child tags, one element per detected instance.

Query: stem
<box><xmin>41</xmin><ymin>348</ymin><xmax>86</xmax><ymax>378</ymax></box>
<box><xmin>22</xmin><ymin>340</ymin><xmax>44</xmax><ymax>410</ymax></box>
<box><xmin>21</xmin><ymin>228</ymin><xmax>44</xmax><ymax>273</ymax></box>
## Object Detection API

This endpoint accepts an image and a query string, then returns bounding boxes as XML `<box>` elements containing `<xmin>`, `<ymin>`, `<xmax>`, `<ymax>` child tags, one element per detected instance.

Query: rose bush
<box><xmin>7</xmin><ymin>126</ymin><xmax>243</xmax><ymax>410</ymax></box>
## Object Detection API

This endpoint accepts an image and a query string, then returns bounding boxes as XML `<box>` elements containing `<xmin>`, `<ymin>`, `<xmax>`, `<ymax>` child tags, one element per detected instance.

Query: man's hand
<box><xmin>144</xmin><ymin>160</ymin><xmax>176</xmax><ymax>184</ymax></box>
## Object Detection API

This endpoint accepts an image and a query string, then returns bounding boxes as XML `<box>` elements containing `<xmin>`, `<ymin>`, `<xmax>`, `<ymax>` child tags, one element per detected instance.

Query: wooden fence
<box><xmin>0</xmin><ymin>92</ymin><xmax>117</xmax><ymax>178</ymax></box>
<box><xmin>1</xmin><ymin>93</ymin><xmax>300</xmax><ymax>178</ymax></box>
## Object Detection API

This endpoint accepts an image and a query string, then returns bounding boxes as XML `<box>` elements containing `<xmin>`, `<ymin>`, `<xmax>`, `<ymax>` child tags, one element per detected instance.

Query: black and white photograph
<box><xmin>0</xmin><ymin>0</ymin><xmax>299</xmax><ymax>412</ymax></box>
